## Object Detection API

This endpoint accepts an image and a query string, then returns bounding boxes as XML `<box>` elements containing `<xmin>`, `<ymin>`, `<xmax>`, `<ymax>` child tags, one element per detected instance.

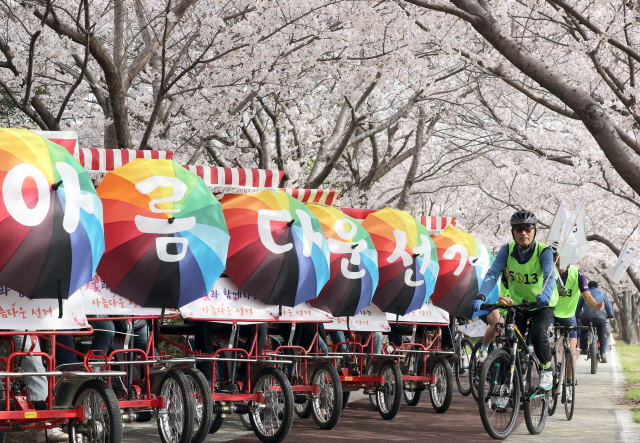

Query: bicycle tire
<box><xmin>182</xmin><ymin>368</ymin><xmax>214</xmax><ymax>443</ymax></box>
<box><xmin>523</xmin><ymin>359</ymin><xmax>548</xmax><ymax>435</ymax></box>
<box><xmin>249</xmin><ymin>367</ymin><xmax>294</xmax><ymax>443</ymax></box>
<box><xmin>478</xmin><ymin>349</ymin><xmax>520</xmax><ymax>439</ymax></box>
<box><xmin>564</xmin><ymin>348</ymin><xmax>575</xmax><ymax>421</ymax></box>
<box><xmin>548</xmin><ymin>343</ymin><xmax>560</xmax><ymax>416</ymax></box>
<box><xmin>590</xmin><ymin>335</ymin><xmax>598</xmax><ymax>374</ymax></box>
<box><xmin>469</xmin><ymin>341</ymin><xmax>482</xmax><ymax>403</ymax></box>
<box><xmin>455</xmin><ymin>339</ymin><xmax>473</xmax><ymax>396</ymax></box>
<box><xmin>310</xmin><ymin>362</ymin><xmax>343</xmax><ymax>430</ymax></box>
<box><xmin>429</xmin><ymin>357</ymin><xmax>453</xmax><ymax>413</ymax></box>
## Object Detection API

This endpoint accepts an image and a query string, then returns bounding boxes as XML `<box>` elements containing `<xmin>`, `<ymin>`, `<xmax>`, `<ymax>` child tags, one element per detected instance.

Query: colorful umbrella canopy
<box><xmin>430</xmin><ymin>226</ymin><xmax>499</xmax><ymax>319</ymax></box>
<box><xmin>362</xmin><ymin>208</ymin><xmax>439</xmax><ymax>316</ymax></box>
<box><xmin>222</xmin><ymin>190</ymin><xmax>330</xmax><ymax>307</ymax></box>
<box><xmin>0</xmin><ymin>129</ymin><xmax>104</xmax><ymax>300</ymax></box>
<box><xmin>306</xmin><ymin>204</ymin><xmax>378</xmax><ymax>317</ymax></box>
<box><xmin>96</xmin><ymin>159</ymin><xmax>228</xmax><ymax>309</ymax></box>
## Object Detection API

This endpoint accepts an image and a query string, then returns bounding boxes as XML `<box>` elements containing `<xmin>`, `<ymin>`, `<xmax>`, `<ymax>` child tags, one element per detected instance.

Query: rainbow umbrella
<box><xmin>306</xmin><ymin>204</ymin><xmax>378</xmax><ymax>317</ymax></box>
<box><xmin>96</xmin><ymin>159</ymin><xmax>228</xmax><ymax>309</ymax></box>
<box><xmin>222</xmin><ymin>190</ymin><xmax>330</xmax><ymax>307</ymax></box>
<box><xmin>0</xmin><ymin>129</ymin><xmax>104</xmax><ymax>300</ymax></box>
<box><xmin>430</xmin><ymin>226</ymin><xmax>498</xmax><ymax>319</ymax></box>
<box><xmin>362</xmin><ymin>208</ymin><xmax>439</xmax><ymax>316</ymax></box>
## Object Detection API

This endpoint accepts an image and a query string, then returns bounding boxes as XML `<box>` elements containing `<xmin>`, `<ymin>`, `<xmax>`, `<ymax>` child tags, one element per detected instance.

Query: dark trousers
<box><xmin>580</xmin><ymin>317</ymin><xmax>608</xmax><ymax>356</ymax></box>
<box><xmin>515</xmin><ymin>307</ymin><xmax>554</xmax><ymax>367</ymax></box>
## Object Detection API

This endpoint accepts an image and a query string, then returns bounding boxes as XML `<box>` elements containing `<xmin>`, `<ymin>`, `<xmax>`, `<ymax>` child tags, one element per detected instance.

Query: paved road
<box><xmin>122</xmin><ymin>345</ymin><xmax>639</xmax><ymax>443</ymax></box>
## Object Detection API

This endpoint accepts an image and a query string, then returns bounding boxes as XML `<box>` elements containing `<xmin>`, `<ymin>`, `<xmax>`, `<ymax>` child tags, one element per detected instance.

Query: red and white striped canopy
<box><xmin>283</xmin><ymin>188</ymin><xmax>341</xmax><ymax>207</ymax></box>
<box><xmin>77</xmin><ymin>148</ymin><xmax>172</xmax><ymax>175</ymax></box>
<box><xmin>341</xmin><ymin>208</ymin><xmax>456</xmax><ymax>235</ymax></box>
<box><xmin>182</xmin><ymin>165</ymin><xmax>284</xmax><ymax>192</ymax></box>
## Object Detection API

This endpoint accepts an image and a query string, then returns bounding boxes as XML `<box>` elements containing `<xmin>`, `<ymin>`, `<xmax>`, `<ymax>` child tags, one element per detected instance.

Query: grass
<box><xmin>633</xmin><ymin>408</ymin><xmax>640</xmax><ymax>424</ymax></box>
<box><xmin>615</xmin><ymin>340</ymin><xmax>640</xmax><ymax>403</ymax></box>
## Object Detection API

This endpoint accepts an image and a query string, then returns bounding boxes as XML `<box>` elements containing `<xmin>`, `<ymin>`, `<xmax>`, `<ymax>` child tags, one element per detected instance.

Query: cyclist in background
<box><xmin>471</xmin><ymin>210</ymin><xmax>558</xmax><ymax>391</ymax></box>
<box><xmin>576</xmin><ymin>281</ymin><xmax>614</xmax><ymax>363</ymax></box>
<box><xmin>473</xmin><ymin>269</ymin><xmax>509</xmax><ymax>364</ymax></box>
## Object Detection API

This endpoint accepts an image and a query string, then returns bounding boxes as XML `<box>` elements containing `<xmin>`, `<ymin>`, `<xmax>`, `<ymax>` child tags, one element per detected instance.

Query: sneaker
<box><xmin>477</xmin><ymin>349</ymin><xmax>488</xmax><ymax>365</ymax></box>
<box><xmin>600</xmin><ymin>354</ymin><xmax>607</xmax><ymax>364</ymax></box>
<box><xmin>538</xmin><ymin>370</ymin><xmax>553</xmax><ymax>391</ymax></box>
<box><xmin>36</xmin><ymin>428</ymin><xmax>69</xmax><ymax>443</ymax></box>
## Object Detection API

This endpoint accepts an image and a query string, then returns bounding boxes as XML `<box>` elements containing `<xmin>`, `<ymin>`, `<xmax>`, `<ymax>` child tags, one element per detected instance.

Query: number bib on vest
<box><xmin>506</xmin><ymin>242</ymin><xmax>558</xmax><ymax>308</ymax></box>
<box><xmin>554</xmin><ymin>266</ymin><xmax>581</xmax><ymax>318</ymax></box>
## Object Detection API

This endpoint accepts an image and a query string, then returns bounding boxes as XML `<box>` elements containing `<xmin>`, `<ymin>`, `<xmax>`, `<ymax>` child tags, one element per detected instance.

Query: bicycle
<box><xmin>584</xmin><ymin>323</ymin><xmax>599</xmax><ymax>374</ymax></box>
<box><xmin>453</xmin><ymin>321</ymin><xmax>474</xmax><ymax>396</ymax></box>
<box><xmin>548</xmin><ymin>325</ymin><xmax>589</xmax><ymax>420</ymax></box>
<box><xmin>477</xmin><ymin>301</ymin><xmax>549</xmax><ymax>440</ymax></box>
<box><xmin>469</xmin><ymin>326</ymin><xmax>504</xmax><ymax>402</ymax></box>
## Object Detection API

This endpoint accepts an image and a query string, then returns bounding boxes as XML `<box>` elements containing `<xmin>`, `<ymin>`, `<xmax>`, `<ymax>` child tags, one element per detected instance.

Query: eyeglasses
<box><xmin>513</xmin><ymin>225</ymin><xmax>535</xmax><ymax>233</ymax></box>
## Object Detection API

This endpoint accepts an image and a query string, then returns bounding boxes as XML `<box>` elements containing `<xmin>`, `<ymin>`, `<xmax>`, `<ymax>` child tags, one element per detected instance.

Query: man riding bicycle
<box><xmin>471</xmin><ymin>209</ymin><xmax>558</xmax><ymax>391</ymax></box>
<box><xmin>576</xmin><ymin>281</ymin><xmax>614</xmax><ymax>363</ymax></box>
<box><xmin>552</xmin><ymin>259</ymin><xmax>603</xmax><ymax>398</ymax></box>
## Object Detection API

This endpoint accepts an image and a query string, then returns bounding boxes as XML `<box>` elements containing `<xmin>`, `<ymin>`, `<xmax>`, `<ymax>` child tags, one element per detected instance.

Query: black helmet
<box><xmin>510</xmin><ymin>209</ymin><xmax>537</xmax><ymax>226</ymax></box>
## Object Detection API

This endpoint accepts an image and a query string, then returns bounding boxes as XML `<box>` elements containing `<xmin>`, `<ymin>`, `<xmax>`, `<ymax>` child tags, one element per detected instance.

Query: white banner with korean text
<box><xmin>385</xmin><ymin>299</ymin><xmax>450</xmax><ymax>324</ymax></box>
<box><xmin>325</xmin><ymin>304</ymin><xmax>390</xmax><ymax>332</ymax></box>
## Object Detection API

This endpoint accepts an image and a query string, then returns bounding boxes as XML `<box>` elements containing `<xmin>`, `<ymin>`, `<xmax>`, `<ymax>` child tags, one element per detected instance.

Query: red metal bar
<box><xmin>0</xmin><ymin>407</ymin><xmax>85</xmax><ymax>421</ymax></box>
<box><xmin>403</xmin><ymin>375</ymin><xmax>436</xmax><ymax>383</ymax></box>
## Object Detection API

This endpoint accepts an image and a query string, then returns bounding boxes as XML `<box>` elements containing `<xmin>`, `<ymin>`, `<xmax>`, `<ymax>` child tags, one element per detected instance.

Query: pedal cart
<box><xmin>385</xmin><ymin>300</ymin><xmax>455</xmax><ymax>413</ymax></box>
<box><xmin>325</xmin><ymin>304</ymin><xmax>404</xmax><ymax>420</ymax></box>
<box><xmin>263</xmin><ymin>302</ymin><xmax>344</xmax><ymax>430</ymax></box>
<box><xmin>0</xmin><ymin>288</ymin><xmax>126</xmax><ymax>443</ymax></box>
<box><xmin>69</xmin><ymin>277</ymin><xmax>204</xmax><ymax>443</ymax></box>
<box><xmin>159</xmin><ymin>276</ymin><xmax>296</xmax><ymax>443</ymax></box>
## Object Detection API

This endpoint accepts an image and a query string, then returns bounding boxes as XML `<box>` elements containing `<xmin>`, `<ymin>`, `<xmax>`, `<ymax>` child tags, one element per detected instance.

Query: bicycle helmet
<box><xmin>510</xmin><ymin>209</ymin><xmax>537</xmax><ymax>226</ymax></box>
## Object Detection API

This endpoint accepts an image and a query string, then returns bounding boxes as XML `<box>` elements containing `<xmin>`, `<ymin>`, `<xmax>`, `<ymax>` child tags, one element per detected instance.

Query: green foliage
<box><xmin>615</xmin><ymin>341</ymin><xmax>640</xmax><ymax>403</ymax></box>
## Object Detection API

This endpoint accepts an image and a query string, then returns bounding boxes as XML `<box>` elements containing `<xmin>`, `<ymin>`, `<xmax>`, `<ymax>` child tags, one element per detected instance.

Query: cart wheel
<box><xmin>183</xmin><ymin>368</ymin><xmax>213</xmax><ymax>443</ymax></box>
<box><xmin>71</xmin><ymin>379</ymin><xmax>123</xmax><ymax>443</ymax></box>
<box><xmin>376</xmin><ymin>360</ymin><xmax>402</xmax><ymax>420</ymax></box>
<box><xmin>403</xmin><ymin>388</ymin><xmax>422</xmax><ymax>406</ymax></box>
<box><xmin>249</xmin><ymin>367</ymin><xmax>294</xmax><ymax>443</ymax></box>
<box><xmin>369</xmin><ymin>393</ymin><xmax>378</xmax><ymax>411</ymax></box>
<box><xmin>294</xmin><ymin>399</ymin><xmax>312</xmax><ymax>419</ymax></box>
<box><xmin>157</xmin><ymin>369</ymin><xmax>195</xmax><ymax>443</ymax></box>
<box><xmin>341</xmin><ymin>391</ymin><xmax>350</xmax><ymax>410</ymax></box>
<box><xmin>239</xmin><ymin>411</ymin><xmax>253</xmax><ymax>431</ymax></box>
<box><xmin>429</xmin><ymin>357</ymin><xmax>453</xmax><ymax>413</ymax></box>
<box><xmin>0</xmin><ymin>433</ymin><xmax>5</xmax><ymax>443</ymax></box>
<box><xmin>310</xmin><ymin>362</ymin><xmax>342</xmax><ymax>430</ymax></box>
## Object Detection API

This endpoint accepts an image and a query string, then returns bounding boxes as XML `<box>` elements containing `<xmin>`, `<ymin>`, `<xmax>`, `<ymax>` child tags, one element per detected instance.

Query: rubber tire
<box><xmin>548</xmin><ymin>345</ymin><xmax>560</xmax><ymax>417</ymax></box>
<box><xmin>239</xmin><ymin>412</ymin><xmax>253</xmax><ymax>431</ymax></box>
<box><xmin>590</xmin><ymin>337</ymin><xmax>598</xmax><ymax>374</ymax></box>
<box><xmin>294</xmin><ymin>399</ymin><xmax>312</xmax><ymax>419</ymax></box>
<box><xmin>564</xmin><ymin>349</ymin><xmax>575</xmax><ymax>421</ymax></box>
<box><xmin>72</xmin><ymin>379</ymin><xmax>123</xmax><ymax>443</ymax></box>
<box><xmin>183</xmin><ymin>368</ymin><xmax>214</xmax><ymax>443</ymax></box>
<box><xmin>429</xmin><ymin>357</ymin><xmax>453</xmax><ymax>414</ymax></box>
<box><xmin>368</xmin><ymin>393</ymin><xmax>378</xmax><ymax>411</ymax></box>
<box><xmin>523</xmin><ymin>360</ymin><xmax>548</xmax><ymax>435</ymax></box>
<box><xmin>469</xmin><ymin>340</ymin><xmax>483</xmax><ymax>403</ymax></box>
<box><xmin>478</xmin><ymin>349</ymin><xmax>520</xmax><ymax>440</ymax></box>
<box><xmin>157</xmin><ymin>369</ymin><xmax>195</xmax><ymax>443</ymax></box>
<box><xmin>403</xmin><ymin>388</ymin><xmax>422</xmax><ymax>406</ymax></box>
<box><xmin>455</xmin><ymin>339</ymin><xmax>474</xmax><ymax>396</ymax></box>
<box><xmin>310</xmin><ymin>362</ymin><xmax>343</xmax><ymax>430</ymax></box>
<box><xmin>249</xmin><ymin>367</ymin><xmax>294</xmax><ymax>443</ymax></box>
<box><xmin>376</xmin><ymin>360</ymin><xmax>403</xmax><ymax>420</ymax></box>
<box><xmin>341</xmin><ymin>391</ymin><xmax>350</xmax><ymax>410</ymax></box>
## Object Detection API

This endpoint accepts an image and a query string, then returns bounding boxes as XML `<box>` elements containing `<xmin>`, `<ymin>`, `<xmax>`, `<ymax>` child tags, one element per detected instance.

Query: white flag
<box><xmin>545</xmin><ymin>202</ymin><xmax>569</xmax><ymax>253</ymax></box>
<box><xmin>606</xmin><ymin>240</ymin><xmax>637</xmax><ymax>284</ymax></box>
<box><xmin>558</xmin><ymin>198</ymin><xmax>587</xmax><ymax>269</ymax></box>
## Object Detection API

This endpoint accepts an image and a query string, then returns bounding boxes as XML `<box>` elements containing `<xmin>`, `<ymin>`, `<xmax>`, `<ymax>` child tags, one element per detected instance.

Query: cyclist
<box><xmin>471</xmin><ymin>209</ymin><xmax>558</xmax><ymax>391</ymax></box>
<box><xmin>552</xmin><ymin>258</ymin><xmax>604</xmax><ymax>397</ymax></box>
<box><xmin>576</xmin><ymin>281</ymin><xmax>614</xmax><ymax>363</ymax></box>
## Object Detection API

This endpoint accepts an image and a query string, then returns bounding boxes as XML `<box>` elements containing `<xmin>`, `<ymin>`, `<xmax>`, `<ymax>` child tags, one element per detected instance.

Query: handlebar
<box><xmin>480</xmin><ymin>301</ymin><xmax>538</xmax><ymax>312</ymax></box>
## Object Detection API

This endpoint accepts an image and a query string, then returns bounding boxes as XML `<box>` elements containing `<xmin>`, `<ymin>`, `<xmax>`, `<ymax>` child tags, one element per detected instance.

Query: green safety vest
<box><xmin>506</xmin><ymin>241</ymin><xmax>558</xmax><ymax>309</ymax></box>
<box><xmin>554</xmin><ymin>265</ymin><xmax>581</xmax><ymax>318</ymax></box>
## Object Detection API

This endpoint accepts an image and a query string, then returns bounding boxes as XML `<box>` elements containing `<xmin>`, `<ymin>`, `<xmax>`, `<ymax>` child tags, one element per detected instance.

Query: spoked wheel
<box><xmin>232</xmin><ymin>383</ymin><xmax>252</xmax><ymax>431</ymax></box>
<box><xmin>403</xmin><ymin>351</ymin><xmax>421</xmax><ymax>406</ymax></box>
<box><xmin>548</xmin><ymin>345</ymin><xmax>560</xmax><ymax>417</ymax></box>
<box><xmin>455</xmin><ymin>339</ymin><xmax>473</xmax><ymax>396</ymax></box>
<box><xmin>590</xmin><ymin>336</ymin><xmax>598</xmax><ymax>374</ymax></box>
<box><xmin>310</xmin><ymin>362</ymin><xmax>343</xmax><ymax>430</ymax></box>
<box><xmin>249</xmin><ymin>367</ymin><xmax>294</xmax><ymax>443</ymax></box>
<box><xmin>429</xmin><ymin>357</ymin><xmax>453</xmax><ymax>413</ymax></box>
<box><xmin>369</xmin><ymin>393</ymin><xmax>378</xmax><ymax>410</ymax></box>
<box><xmin>157</xmin><ymin>369</ymin><xmax>195</xmax><ymax>443</ymax></box>
<box><xmin>294</xmin><ymin>399</ymin><xmax>312</xmax><ymax>419</ymax></box>
<box><xmin>469</xmin><ymin>341</ymin><xmax>483</xmax><ymax>402</ymax></box>
<box><xmin>478</xmin><ymin>349</ymin><xmax>520</xmax><ymax>440</ymax></box>
<box><xmin>523</xmin><ymin>360</ymin><xmax>548</xmax><ymax>435</ymax></box>
<box><xmin>341</xmin><ymin>391</ymin><xmax>350</xmax><ymax>410</ymax></box>
<box><xmin>376</xmin><ymin>360</ymin><xmax>403</xmax><ymax>420</ymax></box>
<box><xmin>183</xmin><ymin>368</ymin><xmax>213</xmax><ymax>443</ymax></box>
<box><xmin>563</xmin><ymin>349</ymin><xmax>576</xmax><ymax>421</ymax></box>
<box><xmin>71</xmin><ymin>379</ymin><xmax>123</xmax><ymax>443</ymax></box>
